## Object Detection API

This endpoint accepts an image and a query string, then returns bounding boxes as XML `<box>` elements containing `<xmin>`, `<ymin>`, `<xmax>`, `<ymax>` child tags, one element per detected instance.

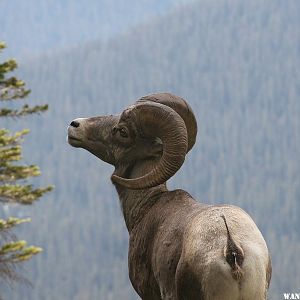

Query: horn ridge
<box><xmin>111</xmin><ymin>102</ymin><xmax>188</xmax><ymax>190</ymax></box>
<box><xmin>136</xmin><ymin>92</ymin><xmax>197</xmax><ymax>152</ymax></box>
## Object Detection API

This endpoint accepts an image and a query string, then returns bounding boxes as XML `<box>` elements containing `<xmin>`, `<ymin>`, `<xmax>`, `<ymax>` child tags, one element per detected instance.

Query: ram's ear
<box><xmin>148</xmin><ymin>139</ymin><xmax>163</xmax><ymax>158</ymax></box>
<box><xmin>137</xmin><ymin>138</ymin><xmax>163</xmax><ymax>159</ymax></box>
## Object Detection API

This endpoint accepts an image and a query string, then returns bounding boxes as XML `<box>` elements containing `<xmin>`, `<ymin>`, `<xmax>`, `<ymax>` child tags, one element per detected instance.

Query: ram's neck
<box><xmin>113</xmin><ymin>159</ymin><xmax>167</xmax><ymax>232</ymax></box>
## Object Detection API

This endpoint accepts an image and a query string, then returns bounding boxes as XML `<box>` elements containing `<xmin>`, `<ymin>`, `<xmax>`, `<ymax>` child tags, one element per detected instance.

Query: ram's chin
<box><xmin>67</xmin><ymin>135</ymin><xmax>82</xmax><ymax>148</ymax></box>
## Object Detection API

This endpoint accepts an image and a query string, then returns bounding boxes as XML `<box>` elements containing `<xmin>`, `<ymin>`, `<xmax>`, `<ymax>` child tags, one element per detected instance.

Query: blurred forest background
<box><xmin>1</xmin><ymin>0</ymin><xmax>299</xmax><ymax>299</ymax></box>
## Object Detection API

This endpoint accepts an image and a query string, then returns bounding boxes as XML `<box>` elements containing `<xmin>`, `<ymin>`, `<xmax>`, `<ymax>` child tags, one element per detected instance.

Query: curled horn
<box><xmin>136</xmin><ymin>93</ymin><xmax>197</xmax><ymax>152</ymax></box>
<box><xmin>111</xmin><ymin>102</ymin><xmax>188</xmax><ymax>189</ymax></box>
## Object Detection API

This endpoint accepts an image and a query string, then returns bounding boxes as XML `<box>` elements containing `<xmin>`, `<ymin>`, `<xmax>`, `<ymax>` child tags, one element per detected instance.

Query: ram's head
<box><xmin>68</xmin><ymin>93</ymin><xmax>197</xmax><ymax>190</ymax></box>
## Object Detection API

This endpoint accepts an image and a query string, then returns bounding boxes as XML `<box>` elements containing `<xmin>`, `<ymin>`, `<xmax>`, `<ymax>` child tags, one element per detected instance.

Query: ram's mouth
<box><xmin>67</xmin><ymin>124</ymin><xmax>84</xmax><ymax>146</ymax></box>
<box><xmin>67</xmin><ymin>134</ymin><xmax>82</xmax><ymax>147</ymax></box>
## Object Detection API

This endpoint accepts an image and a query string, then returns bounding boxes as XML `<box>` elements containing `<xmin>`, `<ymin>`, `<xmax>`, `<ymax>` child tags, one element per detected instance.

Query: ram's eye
<box><xmin>119</xmin><ymin>128</ymin><xmax>128</xmax><ymax>138</ymax></box>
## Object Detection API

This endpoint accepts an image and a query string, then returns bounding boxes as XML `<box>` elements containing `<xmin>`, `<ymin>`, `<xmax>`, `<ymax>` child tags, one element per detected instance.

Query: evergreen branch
<box><xmin>0</xmin><ymin>216</ymin><xmax>41</xmax><ymax>284</ymax></box>
<box><xmin>0</xmin><ymin>42</ymin><xmax>5</xmax><ymax>51</ymax></box>
<box><xmin>0</xmin><ymin>165</ymin><xmax>41</xmax><ymax>182</ymax></box>
<box><xmin>0</xmin><ymin>41</ymin><xmax>52</xmax><ymax>289</ymax></box>
<box><xmin>0</xmin><ymin>240</ymin><xmax>27</xmax><ymax>256</ymax></box>
<box><xmin>0</xmin><ymin>129</ymin><xmax>29</xmax><ymax>147</ymax></box>
<box><xmin>0</xmin><ymin>218</ymin><xmax>31</xmax><ymax>230</ymax></box>
<box><xmin>0</xmin><ymin>184</ymin><xmax>53</xmax><ymax>205</ymax></box>
<box><xmin>0</xmin><ymin>218</ymin><xmax>42</xmax><ymax>270</ymax></box>
<box><xmin>0</xmin><ymin>146</ymin><xmax>22</xmax><ymax>163</ymax></box>
<box><xmin>0</xmin><ymin>104</ymin><xmax>48</xmax><ymax>117</ymax></box>
<box><xmin>0</xmin><ymin>77</ymin><xmax>25</xmax><ymax>89</ymax></box>
<box><xmin>0</xmin><ymin>240</ymin><xmax>42</xmax><ymax>263</ymax></box>
<box><xmin>10</xmin><ymin>246</ymin><xmax>43</xmax><ymax>262</ymax></box>
<box><xmin>0</xmin><ymin>84</ymin><xmax>30</xmax><ymax>101</ymax></box>
<box><xmin>0</xmin><ymin>59</ymin><xmax>18</xmax><ymax>79</ymax></box>
<box><xmin>0</xmin><ymin>242</ymin><xmax>42</xmax><ymax>284</ymax></box>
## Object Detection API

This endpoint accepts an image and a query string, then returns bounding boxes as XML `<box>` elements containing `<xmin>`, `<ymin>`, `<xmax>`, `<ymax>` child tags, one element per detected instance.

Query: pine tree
<box><xmin>0</xmin><ymin>41</ymin><xmax>53</xmax><ymax>285</ymax></box>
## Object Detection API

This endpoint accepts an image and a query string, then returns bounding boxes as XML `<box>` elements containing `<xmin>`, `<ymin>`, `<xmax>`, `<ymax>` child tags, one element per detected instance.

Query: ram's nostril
<box><xmin>70</xmin><ymin>120</ymin><xmax>80</xmax><ymax>128</ymax></box>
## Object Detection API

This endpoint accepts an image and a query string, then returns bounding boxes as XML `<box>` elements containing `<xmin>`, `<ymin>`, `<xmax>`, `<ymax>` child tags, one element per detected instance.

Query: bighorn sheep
<box><xmin>67</xmin><ymin>93</ymin><xmax>271</xmax><ymax>300</ymax></box>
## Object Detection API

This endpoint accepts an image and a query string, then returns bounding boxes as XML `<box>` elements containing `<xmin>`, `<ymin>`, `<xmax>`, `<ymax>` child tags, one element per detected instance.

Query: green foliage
<box><xmin>0</xmin><ymin>42</ymin><xmax>52</xmax><ymax>288</ymax></box>
<box><xmin>0</xmin><ymin>218</ymin><xmax>42</xmax><ymax>262</ymax></box>
<box><xmin>0</xmin><ymin>240</ymin><xmax>42</xmax><ymax>262</ymax></box>
<box><xmin>0</xmin><ymin>129</ymin><xmax>53</xmax><ymax>204</ymax></box>
<box><xmin>0</xmin><ymin>43</ymin><xmax>48</xmax><ymax>117</ymax></box>
<box><xmin>0</xmin><ymin>218</ymin><xmax>42</xmax><ymax>284</ymax></box>
<box><xmin>0</xmin><ymin>217</ymin><xmax>31</xmax><ymax>230</ymax></box>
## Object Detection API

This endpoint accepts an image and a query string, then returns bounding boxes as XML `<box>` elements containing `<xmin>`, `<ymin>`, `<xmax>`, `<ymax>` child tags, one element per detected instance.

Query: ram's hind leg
<box><xmin>156</xmin><ymin>278</ymin><xmax>178</xmax><ymax>300</ymax></box>
<box><xmin>175</xmin><ymin>260</ymin><xmax>204</xmax><ymax>300</ymax></box>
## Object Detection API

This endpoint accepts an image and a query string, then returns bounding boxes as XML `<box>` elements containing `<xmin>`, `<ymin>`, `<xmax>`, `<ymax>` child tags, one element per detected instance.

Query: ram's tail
<box><xmin>221</xmin><ymin>214</ymin><xmax>244</xmax><ymax>281</ymax></box>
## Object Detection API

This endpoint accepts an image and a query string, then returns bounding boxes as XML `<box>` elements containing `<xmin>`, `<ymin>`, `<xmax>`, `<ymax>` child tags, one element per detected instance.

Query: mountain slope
<box><xmin>1</xmin><ymin>0</ymin><xmax>299</xmax><ymax>298</ymax></box>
